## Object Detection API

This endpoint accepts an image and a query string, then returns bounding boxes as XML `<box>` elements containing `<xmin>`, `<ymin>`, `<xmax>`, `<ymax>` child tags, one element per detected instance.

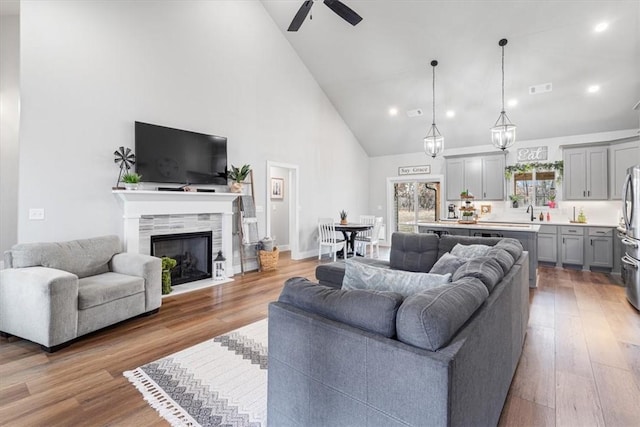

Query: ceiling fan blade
<box><xmin>288</xmin><ymin>1</ymin><xmax>314</xmax><ymax>32</ymax></box>
<box><xmin>323</xmin><ymin>0</ymin><xmax>362</xmax><ymax>26</ymax></box>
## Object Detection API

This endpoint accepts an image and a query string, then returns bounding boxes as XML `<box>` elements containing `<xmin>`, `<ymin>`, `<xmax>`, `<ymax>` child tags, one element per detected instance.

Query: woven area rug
<box><xmin>124</xmin><ymin>319</ymin><xmax>268</xmax><ymax>427</ymax></box>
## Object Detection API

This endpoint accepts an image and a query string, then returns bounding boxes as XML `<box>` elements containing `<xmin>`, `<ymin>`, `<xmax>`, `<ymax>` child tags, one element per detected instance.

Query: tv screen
<box><xmin>134</xmin><ymin>121</ymin><xmax>228</xmax><ymax>185</ymax></box>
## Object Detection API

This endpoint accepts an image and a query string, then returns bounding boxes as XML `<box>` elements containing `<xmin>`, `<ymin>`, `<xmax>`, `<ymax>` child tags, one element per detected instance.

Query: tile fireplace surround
<box><xmin>112</xmin><ymin>190</ymin><xmax>237</xmax><ymax>278</ymax></box>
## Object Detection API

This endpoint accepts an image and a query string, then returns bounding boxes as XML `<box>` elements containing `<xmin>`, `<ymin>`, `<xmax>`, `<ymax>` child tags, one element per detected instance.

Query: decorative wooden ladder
<box><xmin>235</xmin><ymin>170</ymin><xmax>260</xmax><ymax>275</ymax></box>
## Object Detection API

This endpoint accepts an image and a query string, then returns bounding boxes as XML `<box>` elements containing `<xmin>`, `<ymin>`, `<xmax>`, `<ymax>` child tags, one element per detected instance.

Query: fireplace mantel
<box><xmin>113</xmin><ymin>190</ymin><xmax>237</xmax><ymax>277</ymax></box>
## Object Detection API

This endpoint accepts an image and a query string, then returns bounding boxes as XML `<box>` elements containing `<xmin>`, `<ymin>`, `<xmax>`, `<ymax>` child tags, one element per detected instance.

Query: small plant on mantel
<box><xmin>122</xmin><ymin>172</ymin><xmax>142</xmax><ymax>190</ymax></box>
<box><xmin>227</xmin><ymin>164</ymin><xmax>251</xmax><ymax>193</ymax></box>
<box><xmin>339</xmin><ymin>210</ymin><xmax>348</xmax><ymax>225</ymax></box>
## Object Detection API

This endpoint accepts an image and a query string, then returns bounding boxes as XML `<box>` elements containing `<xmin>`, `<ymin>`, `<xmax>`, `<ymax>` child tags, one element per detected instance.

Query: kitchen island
<box><xmin>417</xmin><ymin>221</ymin><xmax>540</xmax><ymax>288</ymax></box>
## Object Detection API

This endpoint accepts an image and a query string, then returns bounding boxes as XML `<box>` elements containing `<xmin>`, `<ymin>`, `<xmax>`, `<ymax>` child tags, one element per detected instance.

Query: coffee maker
<box><xmin>447</xmin><ymin>204</ymin><xmax>458</xmax><ymax>219</ymax></box>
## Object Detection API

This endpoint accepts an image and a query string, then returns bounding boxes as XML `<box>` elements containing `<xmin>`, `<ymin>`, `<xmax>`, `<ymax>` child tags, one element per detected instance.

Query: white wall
<box><xmin>17</xmin><ymin>0</ymin><xmax>369</xmax><ymax>257</ymax></box>
<box><xmin>369</xmin><ymin>129</ymin><xmax>639</xmax><ymax>226</ymax></box>
<box><xmin>0</xmin><ymin>15</ymin><xmax>20</xmax><ymax>255</ymax></box>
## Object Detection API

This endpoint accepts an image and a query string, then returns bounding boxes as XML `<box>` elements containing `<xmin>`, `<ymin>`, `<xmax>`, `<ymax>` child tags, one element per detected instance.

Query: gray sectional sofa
<box><xmin>1</xmin><ymin>235</ymin><xmax>161</xmax><ymax>352</ymax></box>
<box><xmin>268</xmin><ymin>232</ymin><xmax>530</xmax><ymax>427</ymax></box>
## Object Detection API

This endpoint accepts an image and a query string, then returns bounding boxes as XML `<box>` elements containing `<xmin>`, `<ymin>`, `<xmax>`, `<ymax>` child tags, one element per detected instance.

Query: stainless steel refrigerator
<box><xmin>621</xmin><ymin>164</ymin><xmax>640</xmax><ymax>310</ymax></box>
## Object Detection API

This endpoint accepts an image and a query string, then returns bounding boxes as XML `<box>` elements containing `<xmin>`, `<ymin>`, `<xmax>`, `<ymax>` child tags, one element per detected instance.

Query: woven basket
<box><xmin>259</xmin><ymin>248</ymin><xmax>279</xmax><ymax>271</ymax></box>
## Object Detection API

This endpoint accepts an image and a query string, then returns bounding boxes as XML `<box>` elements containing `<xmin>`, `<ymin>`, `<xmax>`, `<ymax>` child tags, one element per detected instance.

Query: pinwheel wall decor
<box><xmin>113</xmin><ymin>146</ymin><xmax>136</xmax><ymax>188</ymax></box>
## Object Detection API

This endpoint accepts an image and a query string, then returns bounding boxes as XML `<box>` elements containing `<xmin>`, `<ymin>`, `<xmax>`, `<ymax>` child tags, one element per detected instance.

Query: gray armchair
<box><xmin>1</xmin><ymin>235</ymin><xmax>161</xmax><ymax>352</ymax></box>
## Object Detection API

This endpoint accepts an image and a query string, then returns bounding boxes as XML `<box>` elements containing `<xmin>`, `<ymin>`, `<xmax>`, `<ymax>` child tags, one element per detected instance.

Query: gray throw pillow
<box><xmin>342</xmin><ymin>259</ymin><xmax>451</xmax><ymax>298</ymax></box>
<box><xmin>396</xmin><ymin>277</ymin><xmax>489</xmax><ymax>351</ymax></box>
<box><xmin>450</xmin><ymin>243</ymin><xmax>491</xmax><ymax>259</ymax></box>
<box><xmin>452</xmin><ymin>256</ymin><xmax>504</xmax><ymax>292</ymax></box>
<box><xmin>429</xmin><ymin>252</ymin><xmax>467</xmax><ymax>276</ymax></box>
<box><xmin>485</xmin><ymin>247</ymin><xmax>515</xmax><ymax>274</ymax></box>
<box><xmin>494</xmin><ymin>238</ymin><xmax>523</xmax><ymax>261</ymax></box>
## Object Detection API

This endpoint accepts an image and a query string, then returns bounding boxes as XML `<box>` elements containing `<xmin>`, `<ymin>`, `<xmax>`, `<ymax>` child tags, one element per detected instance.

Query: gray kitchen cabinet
<box><xmin>609</xmin><ymin>140</ymin><xmax>640</xmax><ymax>199</ymax></box>
<box><xmin>587</xmin><ymin>227</ymin><xmax>613</xmax><ymax>268</ymax></box>
<box><xmin>561</xmin><ymin>225</ymin><xmax>584</xmax><ymax>265</ymax></box>
<box><xmin>482</xmin><ymin>155</ymin><xmax>505</xmax><ymax>200</ymax></box>
<box><xmin>445</xmin><ymin>154</ymin><xmax>504</xmax><ymax>201</ymax></box>
<box><xmin>445</xmin><ymin>159</ymin><xmax>465</xmax><ymax>200</ymax></box>
<box><xmin>537</xmin><ymin>225</ymin><xmax>557</xmax><ymax>263</ymax></box>
<box><xmin>564</xmin><ymin>146</ymin><xmax>608</xmax><ymax>200</ymax></box>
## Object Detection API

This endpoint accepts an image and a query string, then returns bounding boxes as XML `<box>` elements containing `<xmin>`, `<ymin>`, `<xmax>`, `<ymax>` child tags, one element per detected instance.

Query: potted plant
<box><xmin>122</xmin><ymin>172</ymin><xmax>142</xmax><ymax>190</ymax></box>
<box><xmin>161</xmin><ymin>256</ymin><xmax>177</xmax><ymax>295</ymax></box>
<box><xmin>509</xmin><ymin>194</ymin><xmax>522</xmax><ymax>208</ymax></box>
<box><xmin>227</xmin><ymin>164</ymin><xmax>251</xmax><ymax>193</ymax></box>
<box><xmin>339</xmin><ymin>210</ymin><xmax>348</xmax><ymax>225</ymax></box>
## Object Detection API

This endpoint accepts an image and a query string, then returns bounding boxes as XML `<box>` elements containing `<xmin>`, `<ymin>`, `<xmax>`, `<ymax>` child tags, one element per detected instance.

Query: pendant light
<box><xmin>424</xmin><ymin>60</ymin><xmax>444</xmax><ymax>158</ymax></box>
<box><xmin>491</xmin><ymin>39</ymin><xmax>516</xmax><ymax>150</ymax></box>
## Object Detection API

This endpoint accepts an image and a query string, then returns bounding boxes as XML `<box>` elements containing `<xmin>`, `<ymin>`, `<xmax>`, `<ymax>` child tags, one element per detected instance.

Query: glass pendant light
<box><xmin>424</xmin><ymin>60</ymin><xmax>444</xmax><ymax>158</ymax></box>
<box><xmin>491</xmin><ymin>39</ymin><xmax>516</xmax><ymax>150</ymax></box>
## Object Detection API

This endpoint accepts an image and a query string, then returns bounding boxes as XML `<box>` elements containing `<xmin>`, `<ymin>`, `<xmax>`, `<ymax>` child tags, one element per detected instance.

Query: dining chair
<box><xmin>356</xmin><ymin>216</ymin><xmax>383</xmax><ymax>258</ymax></box>
<box><xmin>317</xmin><ymin>218</ymin><xmax>347</xmax><ymax>262</ymax></box>
<box><xmin>357</xmin><ymin>215</ymin><xmax>376</xmax><ymax>240</ymax></box>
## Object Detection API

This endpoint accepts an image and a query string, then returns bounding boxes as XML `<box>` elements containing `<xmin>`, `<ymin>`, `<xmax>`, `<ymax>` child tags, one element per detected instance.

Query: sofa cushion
<box><xmin>78</xmin><ymin>272</ymin><xmax>145</xmax><ymax>309</ymax></box>
<box><xmin>450</xmin><ymin>243</ymin><xmax>492</xmax><ymax>258</ymax></box>
<box><xmin>9</xmin><ymin>235</ymin><xmax>121</xmax><ymax>279</ymax></box>
<box><xmin>494</xmin><ymin>238</ymin><xmax>524</xmax><ymax>261</ymax></box>
<box><xmin>315</xmin><ymin>258</ymin><xmax>390</xmax><ymax>288</ymax></box>
<box><xmin>437</xmin><ymin>235</ymin><xmax>502</xmax><ymax>259</ymax></box>
<box><xmin>396</xmin><ymin>277</ymin><xmax>489</xmax><ymax>351</ymax></box>
<box><xmin>452</xmin><ymin>256</ymin><xmax>504</xmax><ymax>292</ymax></box>
<box><xmin>390</xmin><ymin>232</ymin><xmax>440</xmax><ymax>272</ymax></box>
<box><xmin>342</xmin><ymin>259</ymin><xmax>451</xmax><ymax>297</ymax></box>
<box><xmin>279</xmin><ymin>277</ymin><xmax>403</xmax><ymax>338</ymax></box>
<box><xmin>485</xmin><ymin>247</ymin><xmax>515</xmax><ymax>274</ymax></box>
<box><xmin>429</xmin><ymin>252</ymin><xmax>468</xmax><ymax>276</ymax></box>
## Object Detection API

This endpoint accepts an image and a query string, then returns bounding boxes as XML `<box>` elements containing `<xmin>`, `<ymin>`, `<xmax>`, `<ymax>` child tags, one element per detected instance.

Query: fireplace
<box><xmin>151</xmin><ymin>232</ymin><xmax>212</xmax><ymax>285</ymax></box>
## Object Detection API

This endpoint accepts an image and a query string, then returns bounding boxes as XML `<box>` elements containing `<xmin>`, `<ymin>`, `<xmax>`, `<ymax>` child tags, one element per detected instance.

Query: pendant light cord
<box><xmin>432</xmin><ymin>64</ymin><xmax>436</xmax><ymax>125</ymax></box>
<box><xmin>501</xmin><ymin>44</ymin><xmax>505</xmax><ymax>113</ymax></box>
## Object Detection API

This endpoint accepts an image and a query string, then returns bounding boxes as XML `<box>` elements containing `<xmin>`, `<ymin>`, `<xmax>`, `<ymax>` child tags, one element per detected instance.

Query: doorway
<box><xmin>386</xmin><ymin>175</ymin><xmax>444</xmax><ymax>237</ymax></box>
<box><xmin>266</xmin><ymin>161</ymin><xmax>300</xmax><ymax>260</ymax></box>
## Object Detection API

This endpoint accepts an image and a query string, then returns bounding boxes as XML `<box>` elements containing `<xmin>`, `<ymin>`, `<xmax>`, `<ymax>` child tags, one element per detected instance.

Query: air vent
<box><xmin>529</xmin><ymin>83</ymin><xmax>552</xmax><ymax>95</ymax></box>
<box><xmin>633</xmin><ymin>100</ymin><xmax>640</xmax><ymax>110</ymax></box>
<box><xmin>406</xmin><ymin>108</ymin><xmax>423</xmax><ymax>118</ymax></box>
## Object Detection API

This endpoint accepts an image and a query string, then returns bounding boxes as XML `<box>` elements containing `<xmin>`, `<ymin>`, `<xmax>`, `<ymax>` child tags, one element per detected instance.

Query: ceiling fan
<box><xmin>288</xmin><ymin>0</ymin><xmax>363</xmax><ymax>32</ymax></box>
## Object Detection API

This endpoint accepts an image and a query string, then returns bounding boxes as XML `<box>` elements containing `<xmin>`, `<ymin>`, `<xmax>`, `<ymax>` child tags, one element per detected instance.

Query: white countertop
<box><xmin>439</xmin><ymin>218</ymin><xmax>620</xmax><ymax>228</ymax></box>
<box><xmin>418</xmin><ymin>221</ymin><xmax>541</xmax><ymax>233</ymax></box>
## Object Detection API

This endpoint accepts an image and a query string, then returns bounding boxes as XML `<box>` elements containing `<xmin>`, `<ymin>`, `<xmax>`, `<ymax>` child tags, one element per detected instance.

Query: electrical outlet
<box><xmin>29</xmin><ymin>208</ymin><xmax>45</xmax><ymax>220</ymax></box>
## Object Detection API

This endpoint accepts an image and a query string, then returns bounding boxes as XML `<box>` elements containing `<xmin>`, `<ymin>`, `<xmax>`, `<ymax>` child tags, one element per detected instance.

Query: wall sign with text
<box><xmin>398</xmin><ymin>165</ymin><xmax>431</xmax><ymax>175</ymax></box>
<box><xmin>517</xmin><ymin>146</ymin><xmax>548</xmax><ymax>162</ymax></box>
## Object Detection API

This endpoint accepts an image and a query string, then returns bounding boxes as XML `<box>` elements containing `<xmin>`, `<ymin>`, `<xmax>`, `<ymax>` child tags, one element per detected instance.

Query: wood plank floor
<box><xmin>1</xmin><ymin>252</ymin><xmax>639</xmax><ymax>426</ymax></box>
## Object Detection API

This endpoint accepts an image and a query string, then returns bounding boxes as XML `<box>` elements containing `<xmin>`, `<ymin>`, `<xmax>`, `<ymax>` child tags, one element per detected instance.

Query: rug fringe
<box><xmin>124</xmin><ymin>368</ymin><xmax>199</xmax><ymax>427</ymax></box>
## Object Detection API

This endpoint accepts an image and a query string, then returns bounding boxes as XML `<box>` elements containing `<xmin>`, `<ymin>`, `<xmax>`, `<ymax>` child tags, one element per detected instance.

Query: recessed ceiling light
<box><xmin>587</xmin><ymin>85</ymin><xmax>600</xmax><ymax>93</ymax></box>
<box><xmin>594</xmin><ymin>22</ymin><xmax>609</xmax><ymax>33</ymax></box>
<box><xmin>446</xmin><ymin>110</ymin><xmax>455</xmax><ymax>118</ymax></box>
<box><xmin>389</xmin><ymin>107</ymin><xmax>398</xmax><ymax>116</ymax></box>
<box><xmin>507</xmin><ymin>99</ymin><xmax>518</xmax><ymax>107</ymax></box>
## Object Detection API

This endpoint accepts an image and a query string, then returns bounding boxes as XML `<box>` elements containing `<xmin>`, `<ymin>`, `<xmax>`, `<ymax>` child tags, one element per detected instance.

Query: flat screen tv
<box><xmin>134</xmin><ymin>121</ymin><xmax>227</xmax><ymax>185</ymax></box>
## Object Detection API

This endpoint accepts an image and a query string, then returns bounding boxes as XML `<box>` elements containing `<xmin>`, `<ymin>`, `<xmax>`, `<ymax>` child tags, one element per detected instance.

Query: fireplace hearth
<box><xmin>151</xmin><ymin>232</ymin><xmax>212</xmax><ymax>285</ymax></box>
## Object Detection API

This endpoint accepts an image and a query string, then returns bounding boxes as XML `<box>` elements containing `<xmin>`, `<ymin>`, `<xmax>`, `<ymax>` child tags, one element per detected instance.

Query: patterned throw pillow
<box><xmin>429</xmin><ymin>252</ymin><xmax>468</xmax><ymax>276</ymax></box>
<box><xmin>450</xmin><ymin>243</ymin><xmax>492</xmax><ymax>259</ymax></box>
<box><xmin>342</xmin><ymin>259</ymin><xmax>451</xmax><ymax>298</ymax></box>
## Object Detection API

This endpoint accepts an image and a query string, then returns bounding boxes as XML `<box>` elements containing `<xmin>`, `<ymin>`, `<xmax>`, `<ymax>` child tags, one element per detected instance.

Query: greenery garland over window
<box><xmin>504</xmin><ymin>161</ymin><xmax>564</xmax><ymax>182</ymax></box>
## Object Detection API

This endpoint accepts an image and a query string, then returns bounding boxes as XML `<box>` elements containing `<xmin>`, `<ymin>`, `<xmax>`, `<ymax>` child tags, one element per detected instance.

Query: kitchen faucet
<box><xmin>526</xmin><ymin>205</ymin><xmax>534</xmax><ymax>222</ymax></box>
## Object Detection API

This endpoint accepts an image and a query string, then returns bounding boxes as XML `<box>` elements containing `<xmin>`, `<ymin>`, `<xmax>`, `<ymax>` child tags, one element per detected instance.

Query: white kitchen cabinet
<box><xmin>446</xmin><ymin>159</ymin><xmax>465</xmax><ymax>200</ymax></box>
<box><xmin>482</xmin><ymin>156</ymin><xmax>505</xmax><ymax>200</ymax></box>
<box><xmin>564</xmin><ymin>146</ymin><xmax>608</xmax><ymax>200</ymax></box>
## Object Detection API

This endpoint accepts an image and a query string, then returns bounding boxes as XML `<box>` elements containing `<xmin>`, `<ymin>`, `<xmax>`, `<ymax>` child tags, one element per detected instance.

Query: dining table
<box><xmin>334</xmin><ymin>223</ymin><xmax>374</xmax><ymax>258</ymax></box>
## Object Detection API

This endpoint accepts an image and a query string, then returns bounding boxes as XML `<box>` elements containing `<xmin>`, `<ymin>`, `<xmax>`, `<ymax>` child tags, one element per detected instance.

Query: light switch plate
<box><xmin>29</xmin><ymin>208</ymin><xmax>45</xmax><ymax>220</ymax></box>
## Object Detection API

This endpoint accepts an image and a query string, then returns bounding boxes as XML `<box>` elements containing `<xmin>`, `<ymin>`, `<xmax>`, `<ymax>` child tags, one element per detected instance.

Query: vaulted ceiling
<box><xmin>261</xmin><ymin>0</ymin><xmax>640</xmax><ymax>156</ymax></box>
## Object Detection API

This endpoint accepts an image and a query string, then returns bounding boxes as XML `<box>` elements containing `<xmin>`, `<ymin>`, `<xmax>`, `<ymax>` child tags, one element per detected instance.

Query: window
<box><xmin>514</xmin><ymin>171</ymin><xmax>556</xmax><ymax>206</ymax></box>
